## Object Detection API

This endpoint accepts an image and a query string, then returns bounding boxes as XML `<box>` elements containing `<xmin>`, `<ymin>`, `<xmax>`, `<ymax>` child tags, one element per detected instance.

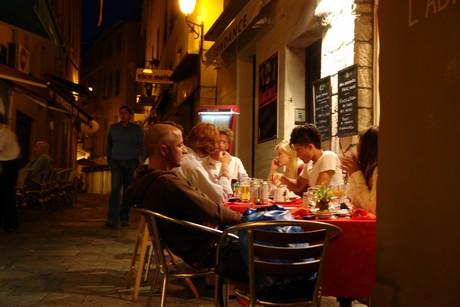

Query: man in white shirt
<box><xmin>280</xmin><ymin>123</ymin><xmax>343</xmax><ymax>191</ymax></box>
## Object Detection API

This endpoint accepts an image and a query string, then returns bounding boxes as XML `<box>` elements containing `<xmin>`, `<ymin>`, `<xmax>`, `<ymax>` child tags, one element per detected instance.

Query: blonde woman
<box><xmin>268</xmin><ymin>140</ymin><xmax>302</xmax><ymax>193</ymax></box>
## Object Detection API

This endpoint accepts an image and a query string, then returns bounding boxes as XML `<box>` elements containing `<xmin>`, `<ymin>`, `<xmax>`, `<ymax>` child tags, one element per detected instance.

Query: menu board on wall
<box><xmin>258</xmin><ymin>53</ymin><xmax>278</xmax><ymax>143</ymax></box>
<box><xmin>312</xmin><ymin>76</ymin><xmax>332</xmax><ymax>139</ymax></box>
<box><xmin>338</xmin><ymin>65</ymin><xmax>358</xmax><ymax>136</ymax></box>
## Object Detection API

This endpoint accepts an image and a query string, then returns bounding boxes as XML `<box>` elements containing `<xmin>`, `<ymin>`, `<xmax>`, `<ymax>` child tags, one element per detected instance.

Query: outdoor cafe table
<box><xmin>224</xmin><ymin>199</ymin><xmax>376</xmax><ymax>299</ymax></box>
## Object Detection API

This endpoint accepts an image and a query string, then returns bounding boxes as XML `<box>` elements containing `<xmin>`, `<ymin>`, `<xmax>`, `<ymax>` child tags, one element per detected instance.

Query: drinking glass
<box><xmin>305</xmin><ymin>186</ymin><xmax>318</xmax><ymax>210</ymax></box>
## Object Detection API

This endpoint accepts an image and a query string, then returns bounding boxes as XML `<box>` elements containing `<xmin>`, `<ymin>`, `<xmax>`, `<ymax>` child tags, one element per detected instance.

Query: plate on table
<box><xmin>272</xmin><ymin>199</ymin><xmax>293</xmax><ymax>204</ymax></box>
<box><xmin>334</xmin><ymin>209</ymin><xmax>351</xmax><ymax>217</ymax></box>
<box><xmin>316</xmin><ymin>212</ymin><xmax>334</xmax><ymax>219</ymax></box>
<box><xmin>287</xmin><ymin>191</ymin><xmax>301</xmax><ymax>199</ymax></box>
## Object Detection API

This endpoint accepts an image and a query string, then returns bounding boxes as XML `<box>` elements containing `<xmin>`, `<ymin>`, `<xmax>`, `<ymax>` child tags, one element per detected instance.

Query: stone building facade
<box><xmin>140</xmin><ymin>0</ymin><xmax>379</xmax><ymax>179</ymax></box>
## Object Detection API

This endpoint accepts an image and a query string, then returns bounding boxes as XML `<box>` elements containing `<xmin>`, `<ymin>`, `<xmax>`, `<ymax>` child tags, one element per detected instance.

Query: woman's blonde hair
<box><xmin>275</xmin><ymin>140</ymin><xmax>299</xmax><ymax>179</ymax></box>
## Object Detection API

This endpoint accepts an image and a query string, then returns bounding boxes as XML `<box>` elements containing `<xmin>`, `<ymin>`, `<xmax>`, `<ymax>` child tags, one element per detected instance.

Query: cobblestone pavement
<box><xmin>0</xmin><ymin>193</ymin><xmax>365</xmax><ymax>307</ymax></box>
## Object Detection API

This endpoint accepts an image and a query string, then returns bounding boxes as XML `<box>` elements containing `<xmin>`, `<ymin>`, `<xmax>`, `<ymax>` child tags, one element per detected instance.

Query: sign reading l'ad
<box><xmin>312</xmin><ymin>76</ymin><xmax>332</xmax><ymax>139</ymax></box>
<box><xmin>337</xmin><ymin>65</ymin><xmax>358</xmax><ymax>136</ymax></box>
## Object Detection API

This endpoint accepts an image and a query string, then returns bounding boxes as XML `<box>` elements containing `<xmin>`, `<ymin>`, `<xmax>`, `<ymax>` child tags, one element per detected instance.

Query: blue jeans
<box><xmin>108</xmin><ymin>159</ymin><xmax>138</xmax><ymax>222</ymax></box>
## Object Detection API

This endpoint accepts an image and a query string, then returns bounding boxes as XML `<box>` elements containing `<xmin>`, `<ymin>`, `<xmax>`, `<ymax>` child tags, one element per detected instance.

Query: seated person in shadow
<box><xmin>268</xmin><ymin>140</ymin><xmax>305</xmax><ymax>195</ymax></box>
<box><xmin>204</xmin><ymin>126</ymin><xmax>247</xmax><ymax>183</ymax></box>
<box><xmin>125</xmin><ymin>123</ymin><xmax>247</xmax><ymax>280</ymax></box>
<box><xmin>174</xmin><ymin>122</ymin><xmax>233</xmax><ymax>205</ymax></box>
<box><xmin>24</xmin><ymin>141</ymin><xmax>54</xmax><ymax>189</ymax></box>
<box><xmin>341</xmin><ymin>126</ymin><xmax>378</xmax><ymax>214</ymax></box>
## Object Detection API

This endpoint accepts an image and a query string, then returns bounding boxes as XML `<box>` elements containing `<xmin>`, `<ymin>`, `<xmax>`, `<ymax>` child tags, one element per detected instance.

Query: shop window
<box><xmin>115</xmin><ymin>69</ymin><xmax>120</xmax><ymax>95</ymax></box>
<box><xmin>0</xmin><ymin>44</ymin><xmax>6</xmax><ymax>65</ymax></box>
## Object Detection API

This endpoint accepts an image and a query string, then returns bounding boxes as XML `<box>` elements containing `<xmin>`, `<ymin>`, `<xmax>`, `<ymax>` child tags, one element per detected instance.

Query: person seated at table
<box><xmin>340</xmin><ymin>126</ymin><xmax>378</xmax><ymax>214</ymax></box>
<box><xmin>280</xmin><ymin>123</ymin><xmax>343</xmax><ymax>192</ymax></box>
<box><xmin>267</xmin><ymin>140</ymin><xmax>304</xmax><ymax>194</ymax></box>
<box><xmin>125</xmin><ymin>123</ymin><xmax>246</xmax><ymax>280</ymax></box>
<box><xmin>23</xmin><ymin>141</ymin><xmax>54</xmax><ymax>190</ymax></box>
<box><xmin>174</xmin><ymin>122</ymin><xmax>233</xmax><ymax>205</ymax></box>
<box><xmin>143</xmin><ymin>121</ymin><xmax>184</xmax><ymax>166</ymax></box>
<box><xmin>204</xmin><ymin>126</ymin><xmax>247</xmax><ymax>182</ymax></box>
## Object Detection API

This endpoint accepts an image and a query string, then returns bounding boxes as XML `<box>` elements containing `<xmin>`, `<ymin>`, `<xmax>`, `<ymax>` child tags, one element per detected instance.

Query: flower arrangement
<box><xmin>313</xmin><ymin>183</ymin><xmax>333</xmax><ymax>211</ymax></box>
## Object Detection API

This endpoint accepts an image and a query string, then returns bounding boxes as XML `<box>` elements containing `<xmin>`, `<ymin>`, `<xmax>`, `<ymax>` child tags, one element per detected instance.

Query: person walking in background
<box><xmin>341</xmin><ymin>126</ymin><xmax>378</xmax><ymax>214</ymax></box>
<box><xmin>23</xmin><ymin>141</ymin><xmax>54</xmax><ymax>190</ymax></box>
<box><xmin>0</xmin><ymin>113</ymin><xmax>21</xmax><ymax>232</ymax></box>
<box><xmin>280</xmin><ymin>123</ymin><xmax>343</xmax><ymax>191</ymax></box>
<box><xmin>106</xmin><ymin>105</ymin><xmax>145</xmax><ymax>228</ymax></box>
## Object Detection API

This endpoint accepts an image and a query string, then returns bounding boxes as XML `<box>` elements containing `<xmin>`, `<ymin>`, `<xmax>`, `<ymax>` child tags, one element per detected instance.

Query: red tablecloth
<box><xmin>321</xmin><ymin>218</ymin><xmax>376</xmax><ymax>298</ymax></box>
<box><xmin>225</xmin><ymin>198</ymin><xmax>303</xmax><ymax>214</ymax></box>
<box><xmin>224</xmin><ymin>201</ymin><xmax>376</xmax><ymax>298</ymax></box>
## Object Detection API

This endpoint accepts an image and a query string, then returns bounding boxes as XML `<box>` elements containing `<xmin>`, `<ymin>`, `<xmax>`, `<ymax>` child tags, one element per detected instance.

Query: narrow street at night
<box><xmin>0</xmin><ymin>193</ymin><xmax>364</xmax><ymax>306</ymax></box>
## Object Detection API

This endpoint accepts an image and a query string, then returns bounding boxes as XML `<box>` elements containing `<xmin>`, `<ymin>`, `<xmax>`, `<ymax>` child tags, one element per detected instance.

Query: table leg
<box><xmin>337</xmin><ymin>297</ymin><xmax>353</xmax><ymax>307</ymax></box>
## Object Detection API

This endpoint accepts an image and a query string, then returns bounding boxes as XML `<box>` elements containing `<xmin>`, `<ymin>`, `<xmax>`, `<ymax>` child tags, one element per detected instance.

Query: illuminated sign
<box><xmin>205</xmin><ymin>0</ymin><xmax>261</xmax><ymax>64</ymax></box>
<box><xmin>135</xmin><ymin>69</ymin><xmax>173</xmax><ymax>84</ymax></box>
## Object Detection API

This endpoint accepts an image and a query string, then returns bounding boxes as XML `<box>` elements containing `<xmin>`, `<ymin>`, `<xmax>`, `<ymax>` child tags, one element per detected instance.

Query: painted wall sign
<box><xmin>258</xmin><ymin>53</ymin><xmax>278</xmax><ymax>143</ymax></box>
<box><xmin>205</xmin><ymin>0</ymin><xmax>261</xmax><ymax>64</ymax></box>
<box><xmin>135</xmin><ymin>69</ymin><xmax>173</xmax><ymax>84</ymax></box>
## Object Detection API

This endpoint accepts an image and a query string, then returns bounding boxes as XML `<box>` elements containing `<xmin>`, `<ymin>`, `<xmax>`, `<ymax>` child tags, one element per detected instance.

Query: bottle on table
<box><xmin>250</xmin><ymin>179</ymin><xmax>260</xmax><ymax>204</ymax></box>
<box><xmin>260</xmin><ymin>181</ymin><xmax>269</xmax><ymax>204</ymax></box>
<box><xmin>232</xmin><ymin>180</ymin><xmax>241</xmax><ymax>199</ymax></box>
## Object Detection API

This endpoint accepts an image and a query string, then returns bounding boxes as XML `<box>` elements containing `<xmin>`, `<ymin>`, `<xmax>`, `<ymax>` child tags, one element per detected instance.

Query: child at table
<box><xmin>340</xmin><ymin>126</ymin><xmax>378</xmax><ymax>215</ymax></box>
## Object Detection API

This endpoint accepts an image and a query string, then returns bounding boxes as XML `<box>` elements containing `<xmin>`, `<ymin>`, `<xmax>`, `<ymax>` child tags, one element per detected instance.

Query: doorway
<box><xmin>15</xmin><ymin>110</ymin><xmax>32</xmax><ymax>167</ymax></box>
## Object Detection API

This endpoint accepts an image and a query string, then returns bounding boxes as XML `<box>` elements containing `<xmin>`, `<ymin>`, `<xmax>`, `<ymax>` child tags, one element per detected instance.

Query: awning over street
<box><xmin>46</xmin><ymin>74</ymin><xmax>95</xmax><ymax>99</ymax></box>
<box><xmin>0</xmin><ymin>64</ymin><xmax>93</xmax><ymax>125</ymax></box>
<box><xmin>0</xmin><ymin>63</ymin><xmax>60</xmax><ymax>112</ymax></box>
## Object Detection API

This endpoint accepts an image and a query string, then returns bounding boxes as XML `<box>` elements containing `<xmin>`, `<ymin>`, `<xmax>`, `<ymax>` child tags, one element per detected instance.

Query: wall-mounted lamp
<box><xmin>142</xmin><ymin>58</ymin><xmax>160</xmax><ymax>73</ymax></box>
<box><xmin>179</xmin><ymin>0</ymin><xmax>204</xmax><ymax>45</ymax></box>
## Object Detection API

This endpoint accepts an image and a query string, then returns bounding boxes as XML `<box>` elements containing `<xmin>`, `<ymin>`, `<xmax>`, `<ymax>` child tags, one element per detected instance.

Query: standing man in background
<box><xmin>106</xmin><ymin>105</ymin><xmax>145</xmax><ymax>228</ymax></box>
<box><xmin>0</xmin><ymin>113</ymin><xmax>21</xmax><ymax>232</ymax></box>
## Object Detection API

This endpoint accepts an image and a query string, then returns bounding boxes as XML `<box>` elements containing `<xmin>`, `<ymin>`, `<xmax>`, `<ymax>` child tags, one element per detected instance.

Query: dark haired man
<box><xmin>280</xmin><ymin>123</ymin><xmax>343</xmax><ymax>192</ymax></box>
<box><xmin>106</xmin><ymin>105</ymin><xmax>145</xmax><ymax>228</ymax></box>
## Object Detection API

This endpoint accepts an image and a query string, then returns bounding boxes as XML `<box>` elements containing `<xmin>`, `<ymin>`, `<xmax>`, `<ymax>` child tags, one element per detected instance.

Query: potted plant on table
<box><xmin>314</xmin><ymin>183</ymin><xmax>333</xmax><ymax>219</ymax></box>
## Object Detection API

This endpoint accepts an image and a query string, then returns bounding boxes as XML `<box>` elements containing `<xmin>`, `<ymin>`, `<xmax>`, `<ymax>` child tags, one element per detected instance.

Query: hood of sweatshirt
<box><xmin>125</xmin><ymin>166</ymin><xmax>173</xmax><ymax>207</ymax></box>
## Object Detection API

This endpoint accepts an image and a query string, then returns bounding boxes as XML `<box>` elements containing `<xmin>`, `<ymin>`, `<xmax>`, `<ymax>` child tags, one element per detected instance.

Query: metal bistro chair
<box><xmin>16</xmin><ymin>169</ymin><xmax>31</xmax><ymax>207</ymax></box>
<box><xmin>215</xmin><ymin>220</ymin><xmax>342</xmax><ymax>307</ymax></box>
<box><xmin>24</xmin><ymin>169</ymin><xmax>53</xmax><ymax>208</ymax></box>
<box><xmin>137</xmin><ymin>208</ymin><xmax>224</xmax><ymax>307</ymax></box>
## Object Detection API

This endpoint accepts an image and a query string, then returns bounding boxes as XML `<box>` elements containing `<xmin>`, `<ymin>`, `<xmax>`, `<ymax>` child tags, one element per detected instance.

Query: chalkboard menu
<box><xmin>312</xmin><ymin>77</ymin><xmax>332</xmax><ymax>139</ymax></box>
<box><xmin>338</xmin><ymin>65</ymin><xmax>358</xmax><ymax>136</ymax></box>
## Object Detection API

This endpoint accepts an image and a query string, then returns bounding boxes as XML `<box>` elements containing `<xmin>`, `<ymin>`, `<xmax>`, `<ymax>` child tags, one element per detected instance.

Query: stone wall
<box><xmin>318</xmin><ymin>0</ymin><xmax>375</xmax><ymax>154</ymax></box>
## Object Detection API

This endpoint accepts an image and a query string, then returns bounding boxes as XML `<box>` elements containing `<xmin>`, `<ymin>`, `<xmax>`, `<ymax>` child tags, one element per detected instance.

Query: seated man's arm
<box><xmin>176</xmin><ymin>165</ymin><xmax>230</xmax><ymax>205</ymax></box>
<box><xmin>315</xmin><ymin>170</ymin><xmax>335</xmax><ymax>186</ymax></box>
<box><xmin>280</xmin><ymin>175</ymin><xmax>309</xmax><ymax>194</ymax></box>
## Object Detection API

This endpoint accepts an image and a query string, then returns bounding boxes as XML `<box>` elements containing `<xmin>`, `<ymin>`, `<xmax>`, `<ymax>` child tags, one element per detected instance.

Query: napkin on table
<box><xmin>351</xmin><ymin>208</ymin><xmax>376</xmax><ymax>220</ymax></box>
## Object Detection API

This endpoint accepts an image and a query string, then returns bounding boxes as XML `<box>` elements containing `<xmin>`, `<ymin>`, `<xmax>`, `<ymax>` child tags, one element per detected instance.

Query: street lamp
<box><xmin>178</xmin><ymin>0</ymin><xmax>203</xmax><ymax>41</ymax></box>
<box><xmin>179</xmin><ymin>0</ymin><xmax>196</xmax><ymax>15</ymax></box>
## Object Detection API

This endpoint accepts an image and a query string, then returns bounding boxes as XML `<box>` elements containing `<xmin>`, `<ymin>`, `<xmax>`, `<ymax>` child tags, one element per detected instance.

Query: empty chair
<box><xmin>215</xmin><ymin>220</ymin><xmax>342</xmax><ymax>307</ymax></box>
<box><xmin>15</xmin><ymin>169</ymin><xmax>31</xmax><ymax>207</ymax></box>
<box><xmin>24</xmin><ymin>169</ymin><xmax>52</xmax><ymax>208</ymax></box>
